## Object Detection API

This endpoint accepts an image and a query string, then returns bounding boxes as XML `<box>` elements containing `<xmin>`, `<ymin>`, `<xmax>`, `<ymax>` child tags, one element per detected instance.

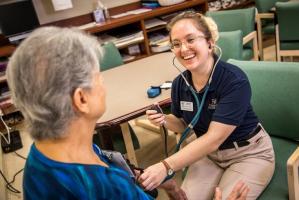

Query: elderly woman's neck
<box><xmin>35</xmin><ymin>118</ymin><xmax>103</xmax><ymax>165</ymax></box>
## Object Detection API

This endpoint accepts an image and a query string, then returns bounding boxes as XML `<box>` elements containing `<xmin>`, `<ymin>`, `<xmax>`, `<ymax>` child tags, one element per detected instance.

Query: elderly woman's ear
<box><xmin>72</xmin><ymin>87</ymin><xmax>90</xmax><ymax>114</ymax></box>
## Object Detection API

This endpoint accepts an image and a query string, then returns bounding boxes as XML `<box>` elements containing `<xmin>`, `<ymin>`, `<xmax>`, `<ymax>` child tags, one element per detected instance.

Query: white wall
<box><xmin>32</xmin><ymin>0</ymin><xmax>139</xmax><ymax>24</ymax></box>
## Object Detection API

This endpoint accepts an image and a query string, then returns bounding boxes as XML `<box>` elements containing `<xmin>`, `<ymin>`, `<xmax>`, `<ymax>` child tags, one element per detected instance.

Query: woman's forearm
<box><xmin>164</xmin><ymin>121</ymin><xmax>235</xmax><ymax>172</ymax></box>
<box><xmin>164</xmin><ymin>114</ymin><xmax>186</xmax><ymax>133</ymax></box>
<box><xmin>165</xmin><ymin>132</ymin><xmax>218</xmax><ymax>171</ymax></box>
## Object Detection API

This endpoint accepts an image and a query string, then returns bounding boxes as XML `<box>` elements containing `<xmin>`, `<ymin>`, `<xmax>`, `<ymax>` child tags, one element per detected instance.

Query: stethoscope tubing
<box><xmin>163</xmin><ymin>46</ymin><xmax>222</xmax><ymax>181</ymax></box>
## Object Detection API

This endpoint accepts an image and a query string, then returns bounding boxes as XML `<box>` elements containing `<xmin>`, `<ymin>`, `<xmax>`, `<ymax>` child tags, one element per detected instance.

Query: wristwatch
<box><xmin>161</xmin><ymin>160</ymin><xmax>174</xmax><ymax>176</ymax></box>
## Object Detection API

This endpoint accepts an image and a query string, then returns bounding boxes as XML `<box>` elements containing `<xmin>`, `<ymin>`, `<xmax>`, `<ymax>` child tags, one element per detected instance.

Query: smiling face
<box><xmin>170</xmin><ymin>19</ymin><xmax>213</xmax><ymax>72</ymax></box>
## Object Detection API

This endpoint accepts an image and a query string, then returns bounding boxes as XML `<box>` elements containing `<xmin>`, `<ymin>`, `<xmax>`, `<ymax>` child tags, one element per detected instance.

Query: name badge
<box><xmin>180</xmin><ymin>101</ymin><xmax>193</xmax><ymax>112</ymax></box>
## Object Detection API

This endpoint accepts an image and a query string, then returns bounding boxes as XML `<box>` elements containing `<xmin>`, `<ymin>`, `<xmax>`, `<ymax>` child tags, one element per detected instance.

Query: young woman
<box><xmin>140</xmin><ymin>11</ymin><xmax>274</xmax><ymax>200</ymax></box>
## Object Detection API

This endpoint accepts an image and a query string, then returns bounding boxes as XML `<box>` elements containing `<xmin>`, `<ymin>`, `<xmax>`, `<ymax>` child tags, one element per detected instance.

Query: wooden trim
<box><xmin>96</xmin><ymin>98</ymin><xmax>171</xmax><ymax>128</ymax></box>
<box><xmin>243</xmin><ymin>31</ymin><xmax>254</xmax><ymax>44</ymax></box>
<box><xmin>275</xmin><ymin>25</ymin><xmax>280</xmax><ymax>61</ymax></box>
<box><xmin>280</xmin><ymin>50</ymin><xmax>299</xmax><ymax>56</ymax></box>
<box><xmin>243</xmin><ymin>31</ymin><xmax>259</xmax><ymax>61</ymax></box>
<box><xmin>252</xmin><ymin>31</ymin><xmax>259</xmax><ymax>61</ymax></box>
<box><xmin>255</xmin><ymin>13</ymin><xmax>275</xmax><ymax>61</ymax></box>
<box><xmin>0</xmin><ymin>45</ymin><xmax>16</xmax><ymax>58</ymax></box>
<box><xmin>120</xmin><ymin>122</ymin><xmax>138</xmax><ymax>166</ymax></box>
<box><xmin>84</xmin><ymin>0</ymin><xmax>207</xmax><ymax>34</ymax></box>
<box><xmin>109</xmin><ymin>2</ymin><xmax>142</xmax><ymax>16</ymax></box>
<box><xmin>287</xmin><ymin>147</ymin><xmax>299</xmax><ymax>200</ymax></box>
<box><xmin>140</xmin><ymin>20</ymin><xmax>151</xmax><ymax>55</ymax></box>
<box><xmin>257</xmin><ymin>13</ymin><xmax>274</xmax><ymax>19</ymax></box>
<box><xmin>256</xmin><ymin>14</ymin><xmax>263</xmax><ymax>60</ymax></box>
<box><xmin>44</xmin><ymin>0</ymin><xmax>207</xmax><ymax>32</ymax></box>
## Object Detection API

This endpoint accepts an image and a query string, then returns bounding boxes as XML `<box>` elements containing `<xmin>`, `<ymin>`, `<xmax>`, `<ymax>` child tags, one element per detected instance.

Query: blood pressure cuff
<box><xmin>101</xmin><ymin>150</ymin><xmax>158</xmax><ymax>198</ymax></box>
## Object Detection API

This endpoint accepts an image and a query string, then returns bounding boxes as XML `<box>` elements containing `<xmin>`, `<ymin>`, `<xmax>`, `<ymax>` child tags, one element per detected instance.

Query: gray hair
<box><xmin>7</xmin><ymin>26</ymin><xmax>103</xmax><ymax>140</ymax></box>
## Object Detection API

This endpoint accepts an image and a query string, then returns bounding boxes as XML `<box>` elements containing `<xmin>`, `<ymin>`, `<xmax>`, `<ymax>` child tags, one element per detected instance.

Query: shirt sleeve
<box><xmin>170</xmin><ymin>77</ymin><xmax>182</xmax><ymax>118</ymax></box>
<box><xmin>212</xmin><ymin>79</ymin><xmax>251</xmax><ymax>126</ymax></box>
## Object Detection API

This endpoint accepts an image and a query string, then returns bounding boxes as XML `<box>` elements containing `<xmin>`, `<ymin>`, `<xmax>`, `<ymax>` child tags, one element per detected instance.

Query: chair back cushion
<box><xmin>206</xmin><ymin>7</ymin><xmax>255</xmax><ymax>38</ymax></box>
<box><xmin>100</xmin><ymin>42</ymin><xmax>123</xmax><ymax>71</ymax></box>
<box><xmin>206</xmin><ymin>7</ymin><xmax>255</xmax><ymax>51</ymax></box>
<box><xmin>276</xmin><ymin>2</ymin><xmax>299</xmax><ymax>43</ymax></box>
<box><xmin>227</xmin><ymin>59</ymin><xmax>299</xmax><ymax>141</ymax></box>
<box><xmin>216</xmin><ymin>30</ymin><xmax>243</xmax><ymax>61</ymax></box>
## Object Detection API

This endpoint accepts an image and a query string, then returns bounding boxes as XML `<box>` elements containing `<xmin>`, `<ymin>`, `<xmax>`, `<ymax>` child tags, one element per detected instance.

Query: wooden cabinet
<box><xmin>0</xmin><ymin>1</ymin><xmax>207</xmax><ymax>63</ymax></box>
<box><xmin>82</xmin><ymin>0</ymin><xmax>208</xmax><ymax>62</ymax></box>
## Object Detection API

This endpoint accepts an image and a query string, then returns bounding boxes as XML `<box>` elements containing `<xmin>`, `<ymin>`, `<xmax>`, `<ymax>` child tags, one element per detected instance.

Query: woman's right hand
<box><xmin>145</xmin><ymin>109</ymin><xmax>166</xmax><ymax>126</ymax></box>
<box><xmin>214</xmin><ymin>181</ymin><xmax>249</xmax><ymax>200</ymax></box>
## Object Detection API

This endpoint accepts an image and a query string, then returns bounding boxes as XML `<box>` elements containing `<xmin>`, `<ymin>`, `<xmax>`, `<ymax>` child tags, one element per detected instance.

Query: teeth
<box><xmin>183</xmin><ymin>54</ymin><xmax>195</xmax><ymax>60</ymax></box>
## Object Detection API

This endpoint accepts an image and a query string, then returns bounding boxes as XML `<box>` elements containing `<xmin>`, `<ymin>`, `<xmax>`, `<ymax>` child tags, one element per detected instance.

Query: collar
<box><xmin>182</xmin><ymin>54</ymin><xmax>222</xmax><ymax>93</ymax></box>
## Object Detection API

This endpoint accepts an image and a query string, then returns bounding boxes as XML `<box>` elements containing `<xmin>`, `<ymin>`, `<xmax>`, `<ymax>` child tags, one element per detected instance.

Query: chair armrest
<box><xmin>287</xmin><ymin>147</ymin><xmax>299</xmax><ymax>200</ymax></box>
<box><xmin>257</xmin><ymin>13</ymin><xmax>275</xmax><ymax>20</ymax></box>
<box><xmin>243</xmin><ymin>31</ymin><xmax>259</xmax><ymax>61</ymax></box>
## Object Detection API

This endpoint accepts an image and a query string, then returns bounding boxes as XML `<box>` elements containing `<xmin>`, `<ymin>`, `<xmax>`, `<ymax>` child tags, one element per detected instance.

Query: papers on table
<box><xmin>148</xmin><ymin>33</ymin><xmax>170</xmax><ymax>53</ymax></box>
<box><xmin>144</xmin><ymin>18</ymin><xmax>167</xmax><ymax>30</ymax></box>
<box><xmin>99</xmin><ymin>31</ymin><xmax>144</xmax><ymax>48</ymax></box>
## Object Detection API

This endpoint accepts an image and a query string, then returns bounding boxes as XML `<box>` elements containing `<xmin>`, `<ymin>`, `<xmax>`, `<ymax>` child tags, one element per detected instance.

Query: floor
<box><xmin>1</xmin><ymin>39</ymin><xmax>298</xmax><ymax>200</ymax></box>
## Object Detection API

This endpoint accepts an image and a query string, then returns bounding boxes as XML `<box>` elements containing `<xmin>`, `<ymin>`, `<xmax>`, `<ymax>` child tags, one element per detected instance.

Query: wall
<box><xmin>32</xmin><ymin>0</ymin><xmax>139</xmax><ymax>25</ymax></box>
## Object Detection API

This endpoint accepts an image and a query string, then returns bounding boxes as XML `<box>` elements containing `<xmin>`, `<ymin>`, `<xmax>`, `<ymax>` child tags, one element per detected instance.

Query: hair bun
<box><xmin>203</xmin><ymin>16</ymin><xmax>219</xmax><ymax>43</ymax></box>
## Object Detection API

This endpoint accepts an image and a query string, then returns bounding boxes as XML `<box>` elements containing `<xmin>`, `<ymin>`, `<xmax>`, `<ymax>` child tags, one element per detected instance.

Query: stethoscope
<box><xmin>163</xmin><ymin>45</ymin><xmax>222</xmax><ymax>181</ymax></box>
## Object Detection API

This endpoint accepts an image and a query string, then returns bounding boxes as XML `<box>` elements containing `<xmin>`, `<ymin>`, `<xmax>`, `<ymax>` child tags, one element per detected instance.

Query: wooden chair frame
<box><xmin>256</xmin><ymin>13</ymin><xmax>275</xmax><ymax>60</ymax></box>
<box><xmin>287</xmin><ymin>147</ymin><xmax>299</xmax><ymax>200</ymax></box>
<box><xmin>275</xmin><ymin>25</ymin><xmax>299</xmax><ymax>61</ymax></box>
<box><xmin>243</xmin><ymin>30</ymin><xmax>259</xmax><ymax>61</ymax></box>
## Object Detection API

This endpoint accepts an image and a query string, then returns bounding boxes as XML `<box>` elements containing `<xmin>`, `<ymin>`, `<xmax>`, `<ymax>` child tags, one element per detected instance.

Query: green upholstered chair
<box><xmin>275</xmin><ymin>1</ymin><xmax>299</xmax><ymax>62</ymax></box>
<box><xmin>99</xmin><ymin>42</ymin><xmax>123</xmax><ymax>71</ymax></box>
<box><xmin>94</xmin><ymin>42</ymin><xmax>140</xmax><ymax>154</ymax></box>
<box><xmin>228</xmin><ymin>59</ymin><xmax>299</xmax><ymax>200</ymax></box>
<box><xmin>255</xmin><ymin>0</ymin><xmax>288</xmax><ymax>60</ymax></box>
<box><xmin>216</xmin><ymin>30</ymin><xmax>243</xmax><ymax>61</ymax></box>
<box><xmin>206</xmin><ymin>7</ymin><xmax>259</xmax><ymax>61</ymax></box>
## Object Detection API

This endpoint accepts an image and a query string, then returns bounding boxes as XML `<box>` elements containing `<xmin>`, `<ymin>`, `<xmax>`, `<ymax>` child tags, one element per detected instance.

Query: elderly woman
<box><xmin>7</xmin><ymin>26</ymin><xmax>248</xmax><ymax>200</ymax></box>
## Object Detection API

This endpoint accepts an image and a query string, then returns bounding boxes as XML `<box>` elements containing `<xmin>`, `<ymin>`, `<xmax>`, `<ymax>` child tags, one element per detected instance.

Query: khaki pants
<box><xmin>181</xmin><ymin>125</ymin><xmax>275</xmax><ymax>200</ymax></box>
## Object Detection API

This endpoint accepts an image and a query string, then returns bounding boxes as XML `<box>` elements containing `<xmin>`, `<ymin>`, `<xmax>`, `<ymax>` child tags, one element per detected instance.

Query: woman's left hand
<box><xmin>139</xmin><ymin>162</ymin><xmax>167</xmax><ymax>191</ymax></box>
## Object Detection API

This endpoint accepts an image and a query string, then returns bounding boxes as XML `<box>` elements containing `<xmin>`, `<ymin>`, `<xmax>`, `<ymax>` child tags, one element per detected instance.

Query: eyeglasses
<box><xmin>170</xmin><ymin>35</ymin><xmax>206</xmax><ymax>50</ymax></box>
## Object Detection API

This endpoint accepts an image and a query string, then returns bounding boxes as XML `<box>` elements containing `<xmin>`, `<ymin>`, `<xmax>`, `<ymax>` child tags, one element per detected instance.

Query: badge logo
<box><xmin>208</xmin><ymin>98</ymin><xmax>217</xmax><ymax>110</ymax></box>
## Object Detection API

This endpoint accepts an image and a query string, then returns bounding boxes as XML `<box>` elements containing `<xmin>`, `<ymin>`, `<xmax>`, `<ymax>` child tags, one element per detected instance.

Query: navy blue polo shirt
<box><xmin>171</xmin><ymin>57</ymin><xmax>259</xmax><ymax>144</ymax></box>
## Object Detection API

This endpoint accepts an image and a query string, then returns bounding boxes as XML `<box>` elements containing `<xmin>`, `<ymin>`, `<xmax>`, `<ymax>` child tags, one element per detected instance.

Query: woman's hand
<box><xmin>214</xmin><ymin>181</ymin><xmax>249</xmax><ymax>200</ymax></box>
<box><xmin>160</xmin><ymin>179</ymin><xmax>188</xmax><ymax>200</ymax></box>
<box><xmin>139</xmin><ymin>162</ymin><xmax>167</xmax><ymax>191</ymax></box>
<box><xmin>146</xmin><ymin>109</ymin><xmax>166</xmax><ymax>126</ymax></box>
